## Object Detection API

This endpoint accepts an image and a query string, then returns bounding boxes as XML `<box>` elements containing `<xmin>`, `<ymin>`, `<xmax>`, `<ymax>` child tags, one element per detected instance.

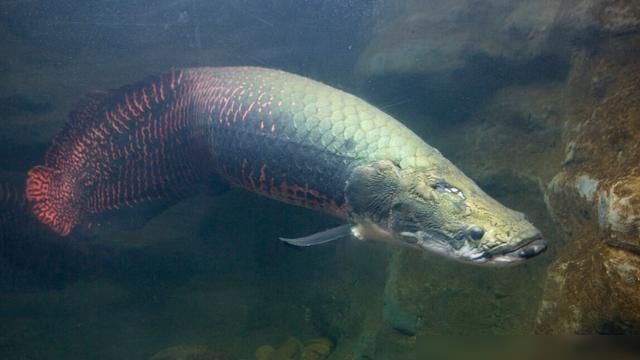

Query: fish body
<box><xmin>27</xmin><ymin>67</ymin><xmax>546</xmax><ymax>265</ymax></box>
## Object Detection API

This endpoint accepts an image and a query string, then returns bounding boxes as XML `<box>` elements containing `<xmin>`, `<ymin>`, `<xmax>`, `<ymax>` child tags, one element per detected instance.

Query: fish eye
<box><xmin>468</xmin><ymin>226</ymin><xmax>485</xmax><ymax>240</ymax></box>
<box><xmin>431</xmin><ymin>180</ymin><xmax>450</xmax><ymax>191</ymax></box>
<box><xmin>431</xmin><ymin>180</ymin><xmax>465</xmax><ymax>200</ymax></box>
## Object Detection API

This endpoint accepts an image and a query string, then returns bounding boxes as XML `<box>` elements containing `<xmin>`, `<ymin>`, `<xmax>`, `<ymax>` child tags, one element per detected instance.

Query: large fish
<box><xmin>26</xmin><ymin>67</ymin><xmax>546</xmax><ymax>265</ymax></box>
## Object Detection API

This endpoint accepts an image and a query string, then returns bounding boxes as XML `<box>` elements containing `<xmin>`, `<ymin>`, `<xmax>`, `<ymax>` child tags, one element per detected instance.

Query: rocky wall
<box><xmin>535</xmin><ymin>40</ymin><xmax>640</xmax><ymax>334</ymax></box>
<box><xmin>355</xmin><ymin>0</ymin><xmax>640</xmax><ymax>339</ymax></box>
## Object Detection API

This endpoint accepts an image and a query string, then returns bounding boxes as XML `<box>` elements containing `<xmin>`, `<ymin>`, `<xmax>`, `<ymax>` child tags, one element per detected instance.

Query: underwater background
<box><xmin>1</xmin><ymin>0</ymin><xmax>640</xmax><ymax>359</ymax></box>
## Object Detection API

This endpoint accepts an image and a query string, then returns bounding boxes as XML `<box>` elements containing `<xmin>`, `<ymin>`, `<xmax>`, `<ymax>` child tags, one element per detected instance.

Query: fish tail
<box><xmin>26</xmin><ymin>165</ymin><xmax>83</xmax><ymax>236</ymax></box>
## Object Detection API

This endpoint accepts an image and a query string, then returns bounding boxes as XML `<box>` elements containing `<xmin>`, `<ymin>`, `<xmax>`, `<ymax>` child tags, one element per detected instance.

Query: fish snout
<box><xmin>479</xmin><ymin>227</ymin><xmax>547</xmax><ymax>265</ymax></box>
<box><xmin>511</xmin><ymin>227</ymin><xmax>546</xmax><ymax>258</ymax></box>
<box><xmin>514</xmin><ymin>238</ymin><xmax>547</xmax><ymax>259</ymax></box>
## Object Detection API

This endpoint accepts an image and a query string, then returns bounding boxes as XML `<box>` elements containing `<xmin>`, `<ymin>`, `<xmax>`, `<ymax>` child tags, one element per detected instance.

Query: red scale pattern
<box><xmin>27</xmin><ymin>67</ymin><xmax>354</xmax><ymax>236</ymax></box>
<box><xmin>183</xmin><ymin>70</ymin><xmax>348</xmax><ymax>217</ymax></box>
<box><xmin>236</xmin><ymin>157</ymin><xmax>346</xmax><ymax>215</ymax></box>
<box><xmin>27</xmin><ymin>71</ymin><xmax>211</xmax><ymax>235</ymax></box>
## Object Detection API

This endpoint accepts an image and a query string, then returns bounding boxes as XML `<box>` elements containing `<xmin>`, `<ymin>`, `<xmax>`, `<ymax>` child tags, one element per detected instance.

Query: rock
<box><xmin>546</xmin><ymin>57</ymin><xmax>640</xmax><ymax>254</ymax></box>
<box><xmin>306</xmin><ymin>295</ymin><xmax>353</xmax><ymax>342</ymax></box>
<box><xmin>598</xmin><ymin>176</ymin><xmax>640</xmax><ymax>251</ymax></box>
<box><xmin>301</xmin><ymin>338</ymin><xmax>333</xmax><ymax>360</ymax></box>
<box><xmin>272</xmin><ymin>338</ymin><xmax>303</xmax><ymax>360</ymax></box>
<box><xmin>358</xmin><ymin>0</ymin><xmax>552</xmax><ymax>77</ymax></box>
<box><xmin>255</xmin><ymin>337</ymin><xmax>333</xmax><ymax>360</ymax></box>
<box><xmin>383</xmin><ymin>301</ymin><xmax>417</xmax><ymax>336</ymax></box>
<box><xmin>255</xmin><ymin>345</ymin><xmax>276</xmax><ymax>360</ymax></box>
<box><xmin>440</xmin><ymin>82</ymin><xmax>565</xmax><ymax>179</ymax></box>
<box><xmin>255</xmin><ymin>337</ymin><xmax>303</xmax><ymax>360</ymax></box>
<box><xmin>149</xmin><ymin>345</ymin><xmax>225</xmax><ymax>360</ymax></box>
<box><xmin>356</xmin><ymin>0</ymin><xmax>640</xmax><ymax>100</ymax></box>
<box><xmin>575</xmin><ymin>175</ymin><xmax>600</xmax><ymax>202</ymax></box>
<box><xmin>539</xmin><ymin>172</ymin><xmax>640</xmax><ymax>333</ymax></box>
<box><xmin>368</xmin><ymin>27</ymin><xmax>640</xmax><ymax>337</ymax></box>
<box><xmin>598</xmin><ymin>1</ymin><xmax>640</xmax><ymax>34</ymax></box>
<box><xmin>381</xmin><ymin>251</ymin><xmax>419</xmax><ymax>337</ymax></box>
<box><xmin>545</xmin><ymin>171</ymin><xmax>595</xmax><ymax>237</ymax></box>
<box><xmin>535</xmin><ymin>43</ymin><xmax>640</xmax><ymax>333</ymax></box>
<box><xmin>535</xmin><ymin>242</ymin><xmax>640</xmax><ymax>334</ymax></box>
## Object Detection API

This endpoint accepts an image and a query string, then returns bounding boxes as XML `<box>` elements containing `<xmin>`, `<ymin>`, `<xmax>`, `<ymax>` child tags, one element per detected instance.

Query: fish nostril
<box><xmin>469</xmin><ymin>226</ymin><xmax>485</xmax><ymax>240</ymax></box>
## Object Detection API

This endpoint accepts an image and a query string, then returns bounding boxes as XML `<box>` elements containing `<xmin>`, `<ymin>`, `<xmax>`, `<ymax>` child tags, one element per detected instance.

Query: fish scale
<box><xmin>26</xmin><ymin>66</ymin><xmax>452</xmax><ymax>236</ymax></box>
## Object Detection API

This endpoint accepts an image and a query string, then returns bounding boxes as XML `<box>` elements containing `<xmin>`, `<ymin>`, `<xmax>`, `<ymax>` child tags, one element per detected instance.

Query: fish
<box><xmin>26</xmin><ymin>67</ymin><xmax>546</xmax><ymax>266</ymax></box>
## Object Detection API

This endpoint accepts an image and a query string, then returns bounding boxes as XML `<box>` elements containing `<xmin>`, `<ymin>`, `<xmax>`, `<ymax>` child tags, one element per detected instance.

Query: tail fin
<box><xmin>26</xmin><ymin>165</ymin><xmax>83</xmax><ymax>236</ymax></box>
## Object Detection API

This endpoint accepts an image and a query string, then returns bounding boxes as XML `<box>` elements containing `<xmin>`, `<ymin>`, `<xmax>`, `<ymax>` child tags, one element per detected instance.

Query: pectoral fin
<box><xmin>279</xmin><ymin>224</ymin><xmax>351</xmax><ymax>247</ymax></box>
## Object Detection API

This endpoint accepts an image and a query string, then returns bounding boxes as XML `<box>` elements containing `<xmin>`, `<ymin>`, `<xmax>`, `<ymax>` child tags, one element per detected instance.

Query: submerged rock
<box><xmin>359</xmin><ymin>0</ymin><xmax>554</xmax><ymax>75</ymax></box>
<box><xmin>269</xmin><ymin>338</ymin><xmax>302</xmax><ymax>360</ymax></box>
<box><xmin>149</xmin><ymin>345</ymin><xmax>226</xmax><ymax>360</ymax></box>
<box><xmin>255</xmin><ymin>345</ymin><xmax>277</xmax><ymax>360</ymax></box>
<box><xmin>255</xmin><ymin>337</ymin><xmax>333</xmax><ymax>360</ymax></box>
<box><xmin>354</xmin><ymin>0</ymin><xmax>640</xmax><ymax>337</ymax></box>
<box><xmin>536</xmin><ymin>40</ymin><xmax>640</xmax><ymax>334</ymax></box>
<box><xmin>383</xmin><ymin>300</ymin><xmax>417</xmax><ymax>336</ymax></box>
<box><xmin>598</xmin><ymin>176</ymin><xmax>640</xmax><ymax>251</ymax></box>
<box><xmin>535</xmin><ymin>241</ymin><xmax>640</xmax><ymax>334</ymax></box>
<box><xmin>357</xmin><ymin>0</ymin><xmax>640</xmax><ymax>80</ymax></box>
<box><xmin>355</xmin><ymin>0</ymin><xmax>640</xmax><ymax>124</ymax></box>
<box><xmin>301</xmin><ymin>338</ymin><xmax>333</xmax><ymax>360</ymax></box>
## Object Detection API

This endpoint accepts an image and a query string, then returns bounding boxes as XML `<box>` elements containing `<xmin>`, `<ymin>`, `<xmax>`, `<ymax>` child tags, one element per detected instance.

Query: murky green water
<box><xmin>0</xmin><ymin>1</ymin><xmax>568</xmax><ymax>359</ymax></box>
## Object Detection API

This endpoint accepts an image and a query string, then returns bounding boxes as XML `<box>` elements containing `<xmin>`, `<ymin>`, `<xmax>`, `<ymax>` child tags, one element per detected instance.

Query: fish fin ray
<box><xmin>26</xmin><ymin>165</ymin><xmax>83</xmax><ymax>236</ymax></box>
<box><xmin>279</xmin><ymin>224</ymin><xmax>351</xmax><ymax>247</ymax></box>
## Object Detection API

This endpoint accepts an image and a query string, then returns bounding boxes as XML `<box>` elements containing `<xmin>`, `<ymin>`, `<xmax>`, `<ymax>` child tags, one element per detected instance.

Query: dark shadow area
<box><xmin>596</xmin><ymin>318</ymin><xmax>640</xmax><ymax>335</ymax></box>
<box><xmin>0</xmin><ymin>142</ymin><xmax>50</xmax><ymax>172</ymax></box>
<box><xmin>362</xmin><ymin>53</ymin><xmax>570</xmax><ymax>124</ymax></box>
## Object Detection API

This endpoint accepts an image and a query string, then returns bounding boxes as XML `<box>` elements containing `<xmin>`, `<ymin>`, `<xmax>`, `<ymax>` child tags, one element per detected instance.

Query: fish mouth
<box><xmin>398</xmin><ymin>229</ymin><xmax>547</xmax><ymax>266</ymax></box>
<box><xmin>479</xmin><ymin>231</ymin><xmax>547</xmax><ymax>266</ymax></box>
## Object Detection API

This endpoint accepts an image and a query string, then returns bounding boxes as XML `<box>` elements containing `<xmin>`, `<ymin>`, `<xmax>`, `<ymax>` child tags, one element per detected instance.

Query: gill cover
<box><xmin>344</xmin><ymin>159</ymin><xmax>460</xmax><ymax>244</ymax></box>
<box><xmin>345</xmin><ymin>160</ymin><xmax>401</xmax><ymax>230</ymax></box>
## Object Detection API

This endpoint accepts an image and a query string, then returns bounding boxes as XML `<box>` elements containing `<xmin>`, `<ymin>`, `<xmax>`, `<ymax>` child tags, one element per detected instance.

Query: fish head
<box><xmin>345</xmin><ymin>160</ymin><xmax>546</xmax><ymax>266</ymax></box>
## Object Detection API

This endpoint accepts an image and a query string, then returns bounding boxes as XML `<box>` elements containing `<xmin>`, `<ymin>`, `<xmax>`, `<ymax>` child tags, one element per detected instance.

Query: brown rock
<box><xmin>598</xmin><ymin>176</ymin><xmax>640</xmax><ymax>251</ymax></box>
<box><xmin>536</xmin><ymin>43</ymin><xmax>640</xmax><ymax>334</ymax></box>
<box><xmin>535</xmin><ymin>242</ymin><xmax>640</xmax><ymax>334</ymax></box>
